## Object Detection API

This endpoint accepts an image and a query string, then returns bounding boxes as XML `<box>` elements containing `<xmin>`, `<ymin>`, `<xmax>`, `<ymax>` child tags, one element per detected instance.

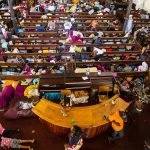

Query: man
<box><xmin>104</xmin><ymin>109</ymin><xmax>126</xmax><ymax>143</ymax></box>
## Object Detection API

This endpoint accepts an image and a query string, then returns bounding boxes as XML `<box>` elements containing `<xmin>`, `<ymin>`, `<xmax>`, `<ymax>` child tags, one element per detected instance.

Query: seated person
<box><xmin>70</xmin><ymin>34</ymin><xmax>83</xmax><ymax>43</ymax></box>
<box><xmin>88</xmin><ymin>20</ymin><xmax>98</xmax><ymax>31</ymax></box>
<box><xmin>65</xmin><ymin>125</ymin><xmax>92</xmax><ymax>150</ymax></box>
<box><xmin>92</xmin><ymin>36</ymin><xmax>102</xmax><ymax>44</ymax></box>
<box><xmin>47</xmin><ymin>21</ymin><xmax>56</xmax><ymax>30</ymax></box>
<box><xmin>36</xmin><ymin>25</ymin><xmax>45</xmax><ymax>32</ymax></box>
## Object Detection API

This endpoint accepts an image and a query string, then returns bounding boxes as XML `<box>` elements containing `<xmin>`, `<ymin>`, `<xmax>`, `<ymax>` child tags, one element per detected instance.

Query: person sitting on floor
<box><xmin>0</xmin><ymin>137</ymin><xmax>34</xmax><ymax>150</ymax></box>
<box><xmin>65</xmin><ymin>125</ymin><xmax>93</xmax><ymax>150</ymax></box>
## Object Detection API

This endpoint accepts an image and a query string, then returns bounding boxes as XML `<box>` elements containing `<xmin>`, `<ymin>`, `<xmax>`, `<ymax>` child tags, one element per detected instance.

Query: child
<box><xmin>1</xmin><ymin>137</ymin><xmax>34</xmax><ymax>150</ymax></box>
<box><xmin>65</xmin><ymin>125</ymin><xmax>93</xmax><ymax>150</ymax></box>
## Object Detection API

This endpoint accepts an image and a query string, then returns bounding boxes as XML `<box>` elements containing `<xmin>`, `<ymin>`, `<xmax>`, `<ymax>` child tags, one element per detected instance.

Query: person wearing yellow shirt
<box><xmin>88</xmin><ymin>20</ymin><xmax>98</xmax><ymax>31</ymax></box>
<box><xmin>104</xmin><ymin>109</ymin><xmax>126</xmax><ymax>143</ymax></box>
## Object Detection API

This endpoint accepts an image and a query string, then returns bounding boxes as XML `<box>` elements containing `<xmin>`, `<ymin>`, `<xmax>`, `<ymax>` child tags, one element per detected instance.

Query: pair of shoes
<box><xmin>108</xmin><ymin>137</ymin><xmax>112</xmax><ymax>143</ymax></box>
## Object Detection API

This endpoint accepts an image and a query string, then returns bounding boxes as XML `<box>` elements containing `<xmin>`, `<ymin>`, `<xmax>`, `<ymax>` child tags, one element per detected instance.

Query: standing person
<box><xmin>125</xmin><ymin>15</ymin><xmax>133</xmax><ymax>34</ymax></box>
<box><xmin>104</xmin><ymin>109</ymin><xmax>127</xmax><ymax>143</ymax></box>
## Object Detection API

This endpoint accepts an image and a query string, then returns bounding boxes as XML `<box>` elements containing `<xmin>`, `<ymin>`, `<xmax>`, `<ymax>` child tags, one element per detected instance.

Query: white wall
<box><xmin>133</xmin><ymin>0</ymin><xmax>150</xmax><ymax>12</ymax></box>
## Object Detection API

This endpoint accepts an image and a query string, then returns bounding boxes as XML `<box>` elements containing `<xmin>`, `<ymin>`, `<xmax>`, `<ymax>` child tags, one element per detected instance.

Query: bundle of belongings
<box><xmin>0</xmin><ymin>79</ymin><xmax>40</xmax><ymax>110</ymax></box>
<box><xmin>3</xmin><ymin>97</ymin><xmax>38</xmax><ymax>120</ymax></box>
<box><xmin>43</xmin><ymin>90</ymin><xmax>89</xmax><ymax>106</ymax></box>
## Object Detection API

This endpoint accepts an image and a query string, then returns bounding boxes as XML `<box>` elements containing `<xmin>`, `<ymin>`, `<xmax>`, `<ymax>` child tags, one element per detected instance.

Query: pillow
<box><xmin>18</xmin><ymin>28</ymin><xmax>23</xmax><ymax>32</ymax></box>
<box><xmin>3</xmin><ymin>99</ymin><xmax>35</xmax><ymax>120</ymax></box>
<box><xmin>24</xmin><ymin>84</ymin><xmax>39</xmax><ymax>98</ymax></box>
<box><xmin>4</xmin><ymin>107</ymin><xmax>35</xmax><ymax>120</ymax></box>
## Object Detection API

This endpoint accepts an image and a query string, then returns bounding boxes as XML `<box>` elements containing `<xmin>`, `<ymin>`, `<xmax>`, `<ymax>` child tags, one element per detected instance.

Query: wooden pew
<box><xmin>6</xmin><ymin>43</ymin><xmax>137</xmax><ymax>52</ymax></box>
<box><xmin>18</xmin><ymin>31</ymin><xmax>60</xmax><ymax>37</ymax></box>
<box><xmin>7</xmin><ymin>44</ymin><xmax>58</xmax><ymax>53</ymax></box>
<box><xmin>27</xmin><ymin>14</ymin><xmax>115</xmax><ymax>19</ymax></box>
<box><xmin>24</xmin><ymin>17</ymin><xmax>116</xmax><ymax>22</ymax></box>
<box><xmin>0</xmin><ymin>75</ymin><xmax>40</xmax><ymax>80</ymax></box>
<box><xmin>0</xmin><ymin>62</ymin><xmax>65</xmax><ymax>67</ymax></box>
<box><xmin>22</xmin><ymin>26</ymin><xmax>122</xmax><ymax>32</ymax></box>
<box><xmin>12</xmin><ymin>37</ymin><xmax>131</xmax><ymax>44</ymax></box>
<box><xmin>0</xmin><ymin>60</ymin><xmax>149</xmax><ymax>67</ymax></box>
<box><xmin>39</xmin><ymin>72</ymin><xmax>114</xmax><ymax>90</ymax></box>
<box><xmin>17</xmin><ymin>31</ymin><xmax>125</xmax><ymax>37</ymax></box>
<box><xmin>1</xmin><ymin>51</ymin><xmax>142</xmax><ymax>58</ymax></box>
<box><xmin>75</xmin><ymin>60</ymin><xmax>150</xmax><ymax>65</ymax></box>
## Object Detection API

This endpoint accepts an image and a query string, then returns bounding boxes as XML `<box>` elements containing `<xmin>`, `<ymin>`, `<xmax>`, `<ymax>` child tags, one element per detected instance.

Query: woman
<box><xmin>65</xmin><ymin>125</ymin><xmax>92</xmax><ymax>150</ymax></box>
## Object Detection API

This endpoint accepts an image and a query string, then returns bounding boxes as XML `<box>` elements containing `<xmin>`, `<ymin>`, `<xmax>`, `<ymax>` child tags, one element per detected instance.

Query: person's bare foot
<box><xmin>31</xmin><ymin>139</ymin><xmax>35</xmax><ymax>143</ymax></box>
<box><xmin>17</xmin><ymin>129</ymin><xmax>20</xmax><ymax>132</ymax></box>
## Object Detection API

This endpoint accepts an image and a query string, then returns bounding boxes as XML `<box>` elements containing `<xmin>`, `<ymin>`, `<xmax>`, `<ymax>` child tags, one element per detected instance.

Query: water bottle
<box><xmin>98</xmin><ymin>70</ymin><xmax>101</xmax><ymax>76</ymax></box>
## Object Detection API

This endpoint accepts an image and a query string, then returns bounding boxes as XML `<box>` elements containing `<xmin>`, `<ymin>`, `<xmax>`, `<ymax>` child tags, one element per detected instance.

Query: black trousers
<box><xmin>2</xmin><ymin>129</ymin><xmax>19</xmax><ymax>138</ymax></box>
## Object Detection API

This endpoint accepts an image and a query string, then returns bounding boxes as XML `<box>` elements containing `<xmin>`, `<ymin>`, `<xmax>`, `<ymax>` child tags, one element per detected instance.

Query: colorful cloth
<box><xmin>1</xmin><ymin>137</ymin><xmax>21</xmax><ymax>149</ymax></box>
<box><xmin>1</xmin><ymin>137</ymin><xmax>13</xmax><ymax>148</ymax></box>
<box><xmin>15</xmin><ymin>85</ymin><xmax>28</xmax><ymax>97</ymax></box>
<box><xmin>43</xmin><ymin>92</ymin><xmax>64</xmax><ymax>102</ymax></box>
<box><xmin>0</xmin><ymin>86</ymin><xmax>14</xmax><ymax>109</ymax></box>
<box><xmin>0</xmin><ymin>124</ymin><xmax>5</xmax><ymax>135</ymax></box>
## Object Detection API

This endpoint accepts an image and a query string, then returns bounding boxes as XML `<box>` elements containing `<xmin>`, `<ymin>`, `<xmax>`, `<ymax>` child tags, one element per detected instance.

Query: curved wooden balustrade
<box><xmin>32</xmin><ymin>94</ymin><xmax>129</xmax><ymax>138</ymax></box>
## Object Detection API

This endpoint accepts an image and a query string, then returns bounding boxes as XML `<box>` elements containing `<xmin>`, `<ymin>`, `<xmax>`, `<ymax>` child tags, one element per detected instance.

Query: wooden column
<box><xmin>7</xmin><ymin>0</ymin><xmax>18</xmax><ymax>35</ymax></box>
<box><xmin>123</xmin><ymin>0</ymin><xmax>133</xmax><ymax>32</ymax></box>
<box><xmin>26</xmin><ymin>0</ymin><xmax>31</xmax><ymax>15</ymax></box>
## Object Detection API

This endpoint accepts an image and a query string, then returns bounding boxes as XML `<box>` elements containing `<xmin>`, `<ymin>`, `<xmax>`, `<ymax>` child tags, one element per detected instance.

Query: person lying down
<box><xmin>1</xmin><ymin>137</ymin><xmax>34</xmax><ymax>150</ymax></box>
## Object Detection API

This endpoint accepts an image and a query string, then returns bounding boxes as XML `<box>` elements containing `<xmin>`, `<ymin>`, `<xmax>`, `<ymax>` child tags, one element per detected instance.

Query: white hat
<box><xmin>103</xmin><ymin>8</ymin><xmax>110</xmax><ymax>13</ymax></box>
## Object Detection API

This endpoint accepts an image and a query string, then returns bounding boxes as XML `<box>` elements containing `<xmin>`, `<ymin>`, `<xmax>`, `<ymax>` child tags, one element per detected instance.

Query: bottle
<box><xmin>98</xmin><ymin>70</ymin><xmax>101</xmax><ymax>76</ymax></box>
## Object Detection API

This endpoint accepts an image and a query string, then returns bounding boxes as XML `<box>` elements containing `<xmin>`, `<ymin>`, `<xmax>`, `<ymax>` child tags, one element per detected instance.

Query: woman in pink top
<box><xmin>1</xmin><ymin>137</ymin><xmax>34</xmax><ymax>150</ymax></box>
